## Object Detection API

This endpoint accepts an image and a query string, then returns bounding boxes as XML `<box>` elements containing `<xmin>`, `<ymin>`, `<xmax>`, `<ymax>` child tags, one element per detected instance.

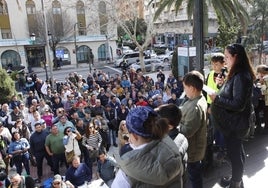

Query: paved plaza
<box><xmin>28</xmin><ymin>63</ymin><xmax>268</xmax><ymax>188</ymax></box>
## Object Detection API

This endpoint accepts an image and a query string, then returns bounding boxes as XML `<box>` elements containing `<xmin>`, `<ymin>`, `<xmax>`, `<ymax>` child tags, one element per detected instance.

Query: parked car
<box><xmin>116</xmin><ymin>46</ymin><xmax>134</xmax><ymax>56</ymax></box>
<box><xmin>114</xmin><ymin>52</ymin><xmax>140</xmax><ymax>67</ymax></box>
<box><xmin>144</xmin><ymin>49</ymin><xmax>157</xmax><ymax>58</ymax></box>
<box><xmin>129</xmin><ymin>59</ymin><xmax>164</xmax><ymax>73</ymax></box>
<box><xmin>122</xmin><ymin>46</ymin><xmax>134</xmax><ymax>54</ymax></box>
<box><xmin>157</xmin><ymin>51</ymin><xmax>174</xmax><ymax>62</ymax></box>
<box><xmin>154</xmin><ymin>42</ymin><xmax>167</xmax><ymax>48</ymax></box>
<box><xmin>114</xmin><ymin>52</ymin><xmax>150</xmax><ymax>67</ymax></box>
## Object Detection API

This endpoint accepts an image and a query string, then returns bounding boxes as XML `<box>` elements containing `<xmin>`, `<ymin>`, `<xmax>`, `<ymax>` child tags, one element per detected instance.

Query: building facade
<box><xmin>0</xmin><ymin>0</ymin><xmax>117</xmax><ymax>71</ymax></box>
<box><xmin>143</xmin><ymin>0</ymin><xmax>219</xmax><ymax>49</ymax></box>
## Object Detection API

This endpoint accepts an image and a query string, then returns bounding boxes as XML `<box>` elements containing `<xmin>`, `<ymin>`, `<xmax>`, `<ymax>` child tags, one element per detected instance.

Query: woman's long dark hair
<box><xmin>225</xmin><ymin>43</ymin><xmax>256</xmax><ymax>81</ymax></box>
<box><xmin>11</xmin><ymin>132</ymin><xmax>20</xmax><ymax>142</ymax></box>
<box><xmin>84</xmin><ymin>122</ymin><xmax>96</xmax><ymax>138</ymax></box>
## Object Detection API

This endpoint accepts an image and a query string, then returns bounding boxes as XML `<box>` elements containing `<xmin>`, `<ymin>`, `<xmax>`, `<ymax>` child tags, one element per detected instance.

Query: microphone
<box><xmin>218</xmin><ymin>67</ymin><xmax>227</xmax><ymax>78</ymax></box>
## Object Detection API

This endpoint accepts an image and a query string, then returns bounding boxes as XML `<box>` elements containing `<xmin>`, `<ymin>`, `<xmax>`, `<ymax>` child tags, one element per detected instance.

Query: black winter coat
<box><xmin>211</xmin><ymin>71</ymin><xmax>253</xmax><ymax>138</ymax></box>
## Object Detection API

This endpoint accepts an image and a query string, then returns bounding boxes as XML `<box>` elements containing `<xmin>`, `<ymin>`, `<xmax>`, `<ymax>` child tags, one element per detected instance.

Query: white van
<box><xmin>114</xmin><ymin>52</ymin><xmax>141</xmax><ymax>67</ymax></box>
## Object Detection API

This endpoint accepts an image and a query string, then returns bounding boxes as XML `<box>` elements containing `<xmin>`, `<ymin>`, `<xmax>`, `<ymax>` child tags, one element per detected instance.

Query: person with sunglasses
<box><xmin>63</xmin><ymin>127</ymin><xmax>82</xmax><ymax>164</ymax></box>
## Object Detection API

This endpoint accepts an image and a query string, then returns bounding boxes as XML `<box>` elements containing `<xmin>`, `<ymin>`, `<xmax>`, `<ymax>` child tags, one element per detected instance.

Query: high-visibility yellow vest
<box><xmin>206</xmin><ymin>70</ymin><xmax>219</xmax><ymax>104</ymax></box>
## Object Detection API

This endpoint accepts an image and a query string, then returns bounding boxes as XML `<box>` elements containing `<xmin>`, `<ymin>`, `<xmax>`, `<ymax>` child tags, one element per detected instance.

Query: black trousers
<box><xmin>51</xmin><ymin>153</ymin><xmax>67</xmax><ymax>175</ymax></box>
<box><xmin>35</xmin><ymin>152</ymin><xmax>53</xmax><ymax>177</ymax></box>
<box><xmin>225</xmin><ymin>135</ymin><xmax>245</xmax><ymax>182</ymax></box>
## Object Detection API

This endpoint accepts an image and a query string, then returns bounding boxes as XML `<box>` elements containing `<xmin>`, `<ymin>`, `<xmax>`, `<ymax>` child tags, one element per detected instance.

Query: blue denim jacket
<box><xmin>8</xmin><ymin>138</ymin><xmax>30</xmax><ymax>158</ymax></box>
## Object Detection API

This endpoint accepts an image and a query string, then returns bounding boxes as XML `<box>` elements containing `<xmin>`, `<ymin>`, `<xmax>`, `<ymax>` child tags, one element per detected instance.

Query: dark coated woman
<box><xmin>209</xmin><ymin>43</ymin><xmax>255</xmax><ymax>188</ymax></box>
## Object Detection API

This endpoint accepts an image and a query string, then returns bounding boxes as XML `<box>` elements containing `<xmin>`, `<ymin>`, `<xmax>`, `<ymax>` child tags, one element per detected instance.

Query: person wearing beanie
<box><xmin>112</xmin><ymin>106</ymin><xmax>183</xmax><ymax>188</ymax></box>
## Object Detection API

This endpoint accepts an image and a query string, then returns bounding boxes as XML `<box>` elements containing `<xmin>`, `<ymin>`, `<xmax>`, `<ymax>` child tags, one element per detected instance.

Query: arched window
<box><xmin>0</xmin><ymin>0</ymin><xmax>11</xmax><ymax>39</ymax></box>
<box><xmin>0</xmin><ymin>0</ymin><xmax>8</xmax><ymax>15</ymax></box>
<box><xmin>52</xmin><ymin>0</ymin><xmax>61</xmax><ymax>15</ymax></box>
<box><xmin>98</xmin><ymin>1</ymin><xmax>108</xmax><ymax>35</ymax></box>
<box><xmin>76</xmin><ymin>0</ymin><xmax>86</xmax><ymax>35</ymax></box>
<box><xmin>25</xmin><ymin>0</ymin><xmax>36</xmax><ymax>15</ymax></box>
<box><xmin>1</xmin><ymin>50</ymin><xmax>21</xmax><ymax>68</ymax></box>
<box><xmin>76</xmin><ymin>0</ymin><xmax>85</xmax><ymax>14</ymax></box>
<box><xmin>98</xmin><ymin>44</ymin><xmax>106</xmax><ymax>61</ymax></box>
<box><xmin>51</xmin><ymin>0</ymin><xmax>63</xmax><ymax>36</ymax></box>
<box><xmin>77</xmin><ymin>45</ymin><xmax>91</xmax><ymax>63</ymax></box>
<box><xmin>26</xmin><ymin>0</ymin><xmax>37</xmax><ymax>36</ymax></box>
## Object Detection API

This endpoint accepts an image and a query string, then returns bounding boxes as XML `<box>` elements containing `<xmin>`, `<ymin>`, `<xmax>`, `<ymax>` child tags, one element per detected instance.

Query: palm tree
<box><xmin>150</xmin><ymin>0</ymin><xmax>252</xmax><ymax>36</ymax></box>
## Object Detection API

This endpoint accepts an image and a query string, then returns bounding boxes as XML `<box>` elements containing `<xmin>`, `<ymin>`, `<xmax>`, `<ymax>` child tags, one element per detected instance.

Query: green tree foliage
<box><xmin>117</xmin><ymin>18</ymin><xmax>148</xmax><ymax>44</ymax></box>
<box><xmin>216</xmin><ymin>18</ymin><xmax>241</xmax><ymax>49</ymax></box>
<box><xmin>0</xmin><ymin>69</ymin><xmax>16</xmax><ymax>104</ymax></box>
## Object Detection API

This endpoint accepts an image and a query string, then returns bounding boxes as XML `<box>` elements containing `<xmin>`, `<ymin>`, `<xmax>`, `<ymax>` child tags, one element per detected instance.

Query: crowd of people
<box><xmin>0</xmin><ymin>43</ymin><xmax>265</xmax><ymax>188</ymax></box>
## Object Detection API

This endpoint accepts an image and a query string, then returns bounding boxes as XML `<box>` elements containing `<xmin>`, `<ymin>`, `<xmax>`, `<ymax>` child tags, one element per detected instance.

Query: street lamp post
<box><xmin>43</xmin><ymin>61</ymin><xmax>48</xmax><ymax>81</ymax></box>
<box><xmin>105</xmin><ymin>34</ymin><xmax>109</xmax><ymax>63</ymax></box>
<box><xmin>41</xmin><ymin>0</ymin><xmax>53</xmax><ymax>88</ymax></box>
<box><xmin>105</xmin><ymin>34</ymin><xmax>113</xmax><ymax>64</ymax></box>
<box><xmin>74</xmin><ymin>22</ymin><xmax>79</xmax><ymax>68</ymax></box>
<box><xmin>48</xmin><ymin>31</ymin><xmax>58</xmax><ymax>69</ymax></box>
<box><xmin>30</xmin><ymin>33</ymin><xmax>36</xmax><ymax>44</ymax></box>
<box><xmin>29</xmin><ymin>33</ymin><xmax>36</xmax><ymax>73</ymax></box>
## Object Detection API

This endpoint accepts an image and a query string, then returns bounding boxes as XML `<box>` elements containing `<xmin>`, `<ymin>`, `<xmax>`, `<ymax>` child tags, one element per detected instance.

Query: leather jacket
<box><xmin>212</xmin><ymin>71</ymin><xmax>253</xmax><ymax>138</ymax></box>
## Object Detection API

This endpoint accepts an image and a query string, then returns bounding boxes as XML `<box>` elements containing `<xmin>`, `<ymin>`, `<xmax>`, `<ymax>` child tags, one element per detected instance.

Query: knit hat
<box><xmin>126</xmin><ymin>106</ymin><xmax>157</xmax><ymax>138</ymax></box>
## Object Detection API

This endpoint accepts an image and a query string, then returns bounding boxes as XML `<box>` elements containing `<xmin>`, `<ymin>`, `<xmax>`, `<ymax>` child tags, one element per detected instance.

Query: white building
<box><xmin>144</xmin><ymin>0</ymin><xmax>219</xmax><ymax>49</ymax></box>
<box><xmin>0</xmin><ymin>0</ymin><xmax>117</xmax><ymax>72</ymax></box>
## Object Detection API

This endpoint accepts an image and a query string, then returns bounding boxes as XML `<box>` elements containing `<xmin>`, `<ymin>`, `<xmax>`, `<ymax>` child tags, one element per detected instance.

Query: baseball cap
<box><xmin>53</xmin><ymin>174</ymin><xmax>62</xmax><ymax>182</ymax></box>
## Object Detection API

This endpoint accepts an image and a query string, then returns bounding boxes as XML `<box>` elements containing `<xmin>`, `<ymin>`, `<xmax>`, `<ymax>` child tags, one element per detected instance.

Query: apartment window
<box><xmin>53</xmin><ymin>7</ymin><xmax>61</xmax><ymax>14</ymax></box>
<box><xmin>26</xmin><ymin>0</ymin><xmax>36</xmax><ymax>15</ymax></box>
<box><xmin>99</xmin><ymin>1</ymin><xmax>108</xmax><ymax>35</ymax></box>
<box><xmin>1</xmin><ymin>29</ymin><xmax>12</xmax><ymax>39</ymax></box>
<box><xmin>76</xmin><ymin>1</ymin><xmax>86</xmax><ymax>35</ymax></box>
<box><xmin>52</xmin><ymin>0</ymin><xmax>61</xmax><ymax>15</ymax></box>
<box><xmin>76</xmin><ymin>0</ymin><xmax>85</xmax><ymax>14</ymax></box>
<box><xmin>0</xmin><ymin>0</ymin><xmax>8</xmax><ymax>15</ymax></box>
<box><xmin>26</xmin><ymin>6</ymin><xmax>35</xmax><ymax>14</ymax></box>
